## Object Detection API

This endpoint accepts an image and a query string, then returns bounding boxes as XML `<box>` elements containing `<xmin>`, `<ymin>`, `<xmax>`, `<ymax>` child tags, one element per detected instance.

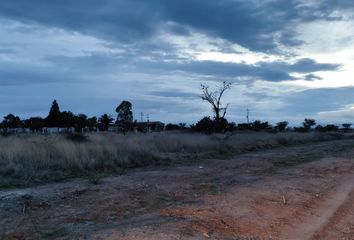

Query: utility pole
<box><xmin>147</xmin><ymin>114</ymin><xmax>150</xmax><ymax>123</ymax></box>
<box><xmin>246</xmin><ymin>108</ymin><xmax>250</xmax><ymax>127</ymax></box>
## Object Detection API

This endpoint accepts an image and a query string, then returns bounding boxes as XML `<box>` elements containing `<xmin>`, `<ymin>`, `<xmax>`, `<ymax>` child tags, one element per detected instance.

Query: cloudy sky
<box><xmin>0</xmin><ymin>0</ymin><xmax>354</xmax><ymax>125</ymax></box>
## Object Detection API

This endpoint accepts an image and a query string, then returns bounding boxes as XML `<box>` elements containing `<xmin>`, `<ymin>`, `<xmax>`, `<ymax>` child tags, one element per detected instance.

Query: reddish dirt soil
<box><xmin>1</xmin><ymin>139</ymin><xmax>354</xmax><ymax>239</ymax></box>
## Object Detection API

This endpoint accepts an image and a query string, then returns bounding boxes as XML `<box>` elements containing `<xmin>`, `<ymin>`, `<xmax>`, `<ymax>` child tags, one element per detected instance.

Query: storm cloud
<box><xmin>0</xmin><ymin>0</ymin><xmax>353</xmax><ymax>124</ymax></box>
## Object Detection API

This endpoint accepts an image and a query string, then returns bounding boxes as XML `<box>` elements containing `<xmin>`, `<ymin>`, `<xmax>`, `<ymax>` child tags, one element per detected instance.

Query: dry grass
<box><xmin>0</xmin><ymin>131</ymin><xmax>347</xmax><ymax>187</ymax></box>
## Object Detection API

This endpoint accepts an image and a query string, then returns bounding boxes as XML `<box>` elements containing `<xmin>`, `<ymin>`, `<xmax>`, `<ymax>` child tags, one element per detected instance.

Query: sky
<box><xmin>0</xmin><ymin>0</ymin><xmax>354</xmax><ymax>125</ymax></box>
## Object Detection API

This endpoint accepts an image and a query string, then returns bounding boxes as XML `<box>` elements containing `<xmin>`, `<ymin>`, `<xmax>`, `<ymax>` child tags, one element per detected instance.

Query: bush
<box><xmin>194</xmin><ymin>117</ymin><xmax>215</xmax><ymax>134</ymax></box>
<box><xmin>237</xmin><ymin>123</ymin><xmax>250</xmax><ymax>131</ymax></box>
<box><xmin>342</xmin><ymin>123</ymin><xmax>352</xmax><ymax>132</ymax></box>
<box><xmin>276</xmin><ymin>121</ymin><xmax>288</xmax><ymax>132</ymax></box>
<box><xmin>65</xmin><ymin>132</ymin><xmax>89</xmax><ymax>142</ymax></box>
<box><xmin>193</xmin><ymin>117</ymin><xmax>230</xmax><ymax>133</ymax></box>
<box><xmin>165</xmin><ymin>123</ymin><xmax>188</xmax><ymax>131</ymax></box>
<box><xmin>294</xmin><ymin>127</ymin><xmax>308</xmax><ymax>133</ymax></box>
<box><xmin>315</xmin><ymin>124</ymin><xmax>339</xmax><ymax>132</ymax></box>
<box><xmin>0</xmin><ymin>131</ymin><xmax>348</xmax><ymax>186</ymax></box>
<box><xmin>251</xmin><ymin>120</ymin><xmax>272</xmax><ymax>131</ymax></box>
<box><xmin>303</xmin><ymin>118</ymin><xmax>316</xmax><ymax>131</ymax></box>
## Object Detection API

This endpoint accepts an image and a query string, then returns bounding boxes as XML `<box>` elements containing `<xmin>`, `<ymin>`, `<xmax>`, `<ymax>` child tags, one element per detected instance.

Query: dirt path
<box><xmin>312</xmin><ymin>180</ymin><xmax>354</xmax><ymax>240</ymax></box>
<box><xmin>281</xmin><ymin>175</ymin><xmax>354</xmax><ymax>239</ymax></box>
<box><xmin>1</xmin><ymin>139</ymin><xmax>354</xmax><ymax>239</ymax></box>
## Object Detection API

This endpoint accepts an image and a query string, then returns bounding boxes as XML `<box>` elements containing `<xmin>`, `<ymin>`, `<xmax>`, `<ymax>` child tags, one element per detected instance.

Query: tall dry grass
<box><xmin>0</xmin><ymin>131</ymin><xmax>347</xmax><ymax>185</ymax></box>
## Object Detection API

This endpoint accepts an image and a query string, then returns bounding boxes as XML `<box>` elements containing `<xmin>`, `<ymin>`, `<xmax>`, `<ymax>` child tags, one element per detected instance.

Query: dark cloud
<box><xmin>304</xmin><ymin>74</ymin><xmax>322</xmax><ymax>81</ymax></box>
<box><xmin>0</xmin><ymin>0</ymin><xmax>351</xmax><ymax>122</ymax></box>
<box><xmin>255</xmin><ymin>58</ymin><xmax>341</xmax><ymax>78</ymax></box>
<box><xmin>43</xmin><ymin>54</ymin><xmax>341</xmax><ymax>83</ymax></box>
<box><xmin>140</xmin><ymin>58</ymin><xmax>339</xmax><ymax>81</ymax></box>
<box><xmin>282</xmin><ymin>87</ymin><xmax>354</xmax><ymax>115</ymax></box>
<box><xmin>288</xmin><ymin>58</ymin><xmax>341</xmax><ymax>73</ymax></box>
<box><xmin>0</xmin><ymin>48</ymin><xmax>15</xmax><ymax>54</ymax></box>
<box><xmin>0</xmin><ymin>0</ymin><xmax>351</xmax><ymax>52</ymax></box>
<box><xmin>0</xmin><ymin>62</ymin><xmax>88</xmax><ymax>86</ymax></box>
<box><xmin>149</xmin><ymin>90</ymin><xmax>198</xmax><ymax>98</ymax></box>
<box><xmin>318</xmin><ymin>0</ymin><xmax>354</xmax><ymax>12</ymax></box>
<box><xmin>0</xmin><ymin>0</ymin><xmax>161</xmax><ymax>43</ymax></box>
<box><xmin>147</xmin><ymin>0</ymin><xmax>302</xmax><ymax>52</ymax></box>
<box><xmin>169</xmin><ymin>61</ymin><xmax>295</xmax><ymax>81</ymax></box>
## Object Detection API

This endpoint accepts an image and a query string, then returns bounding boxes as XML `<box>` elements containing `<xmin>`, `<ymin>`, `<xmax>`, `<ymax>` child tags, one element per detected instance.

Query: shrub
<box><xmin>252</xmin><ymin>120</ymin><xmax>272</xmax><ymax>131</ymax></box>
<box><xmin>303</xmin><ymin>118</ymin><xmax>316</xmax><ymax>131</ymax></box>
<box><xmin>0</xmin><ymin>131</ymin><xmax>347</xmax><ymax>186</ymax></box>
<box><xmin>342</xmin><ymin>123</ymin><xmax>352</xmax><ymax>132</ymax></box>
<box><xmin>276</xmin><ymin>121</ymin><xmax>288</xmax><ymax>132</ymax></box>
<box><xmin>193</xmin><ymin>117</ymin><xmax>215</xmax><ymax>134</ymax></box>
<box><xmin>65</xmin><ymin>132</ymin><xmax>89</xmax><ymax>142</ymax></box>
<box><xmin>315</xmin><ymin>124</ymin><xmax>339</xmax><ymax>132</ymax></box>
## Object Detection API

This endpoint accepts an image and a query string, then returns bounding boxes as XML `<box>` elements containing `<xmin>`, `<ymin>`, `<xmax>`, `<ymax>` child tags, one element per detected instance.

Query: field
<box><xmin>1</xmin><ymin>132</ymin><xmax>354</xmax><ymax>239</ymax></box>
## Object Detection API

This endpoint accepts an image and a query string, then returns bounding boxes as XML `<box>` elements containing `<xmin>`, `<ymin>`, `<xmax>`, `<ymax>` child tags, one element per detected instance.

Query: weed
<box><xmin>0</xmin><ymin>132</ymin><xmax>350</xmax><ymax>187</ymax></box>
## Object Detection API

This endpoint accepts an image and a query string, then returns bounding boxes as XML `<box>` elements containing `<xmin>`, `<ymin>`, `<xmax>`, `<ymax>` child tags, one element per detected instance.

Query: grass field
<box><xmin>2</xmin><ymin>132</ymin><xmax>354</xmax><ymax>239</ymax></box>
<box><xmin>0</xmin><ymin>131</ymin><xmax>348</xmax><ymax>188</ymax></box>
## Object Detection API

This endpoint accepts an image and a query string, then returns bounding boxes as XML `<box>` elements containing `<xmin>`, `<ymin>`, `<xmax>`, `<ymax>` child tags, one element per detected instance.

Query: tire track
<box><xmin>281</xmin><ymin>175</ymin><xmax>354</xmax><ymax>240</ymax></box>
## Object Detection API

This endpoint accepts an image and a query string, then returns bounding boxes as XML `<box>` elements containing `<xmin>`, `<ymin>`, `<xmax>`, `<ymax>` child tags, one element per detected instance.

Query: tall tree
<box><xmin>46</xmin><ymin>100</ymin><xmax>61</xmax><ymax>127</ymax></box>
<box><xmin>98</xmin><ymin>114</ymin><xmax>113</xmax><ymax>131</ymax></box>
<box><xmin>116</xmin><ymin>101</ymin><xmax>133</xmax><ymax>123</ymax></box>
<box><xmin>200</xmin><ymin>81</ymin><xmax>232</xmax><ymax>123</ymax></box>
<box><xmin>60</xmin><ymin>111</ymin><xmax>76</xmax><ymax>129</ymax></box>
<box><xmin>303</xmin><ymin>118</ymin><xmax>316</xmax><ymax>130</ymax></box>
<box><xmin>116</xmin><ymin>101</ymin><xmax>133</xmax><ymax>133</ymax></box>
<box><xmin>87</xmin><ymin>116</ymin><xmax>98</xmax><ymax>131</ymax></box>
<box><xmin>75</xmin><ymin>114</ymin><xmax>88</xmax><ymax>132</ymax></box>
<box><xmin>342</xmin><ymin>123</ymin><xmax>352</xmax><ymax>131</ymax></box>
<box><xmin>276</xmin><ymin>121</ymin><xmax>288</xmax><ymax>132</ymax></box>
<box><xmin>2</xmin><ymin>114</ymin><xmax>22</xmax><ymax>130</ymax></box>
<box><xmin>24</xmin><ymin>117</ymin><xmax>45</xmax><ymax>132</ymax></box>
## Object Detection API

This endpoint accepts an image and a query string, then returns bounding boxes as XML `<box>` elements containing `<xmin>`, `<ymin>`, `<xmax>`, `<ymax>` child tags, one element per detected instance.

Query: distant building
<box><xmin>0</xmin><ymin>128</ymin><xmax>30</xmax><ymax>134</ymax></box>
<box><xmin>42</xmin><ymin>127</ymin><xmax>75</xmax><ymax>134</ymax></box>
<box><xmin>0</xmin><ymin>122</ymin><xmax>165</xmax><ymax>134</ymax></box>
<box><xmin>135</xmin><ymin>121</ymin><xmax>165</xmax><ymax>132</ymax></box>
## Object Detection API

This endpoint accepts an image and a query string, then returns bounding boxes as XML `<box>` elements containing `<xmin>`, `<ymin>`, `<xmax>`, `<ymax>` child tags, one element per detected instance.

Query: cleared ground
<box><xmin>1</xmin><ymin>138</ymin><xmax>354</xmax><ymax>239</ymax></box>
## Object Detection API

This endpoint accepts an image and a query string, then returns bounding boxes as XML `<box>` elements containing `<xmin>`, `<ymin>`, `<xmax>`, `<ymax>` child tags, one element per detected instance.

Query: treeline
<box><xmin>0</xmin><ymin>100</ymin><xmax>115</xmax><ymax>133</ymax></box>
<box><xmin>0</xmin><ymin>99</ymin><xmax>352</xmax><ymax>135</ymax></box>
<box><xmin>166</xmin><ymin>117</ymin><xmax>352</xmax><ymax>134</ymax></box>
<box><xmin>0</xmin><ymin>100</ymin><xmax>161</xmax><ymax>134</ymax></box>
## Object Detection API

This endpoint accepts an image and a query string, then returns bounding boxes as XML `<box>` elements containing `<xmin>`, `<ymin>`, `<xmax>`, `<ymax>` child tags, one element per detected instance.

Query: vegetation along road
<box><xmin>1</xmin><ymin>135</ymin><xmax>354</xmax><ymax>239</ymax></box>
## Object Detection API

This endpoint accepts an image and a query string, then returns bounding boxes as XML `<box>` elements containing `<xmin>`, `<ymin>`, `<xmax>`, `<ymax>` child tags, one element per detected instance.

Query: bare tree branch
<box><xmin>200</xmin><ymin>81</ymin><xmax>232</xmax><ymax>121</ymax></box>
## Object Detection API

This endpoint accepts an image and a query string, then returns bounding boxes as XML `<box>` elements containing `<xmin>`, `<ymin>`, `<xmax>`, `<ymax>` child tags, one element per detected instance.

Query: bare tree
<box><xmin>200</xmin><ymin>81</ymin><xmax>232</xmax><ymax>122</ymax></box>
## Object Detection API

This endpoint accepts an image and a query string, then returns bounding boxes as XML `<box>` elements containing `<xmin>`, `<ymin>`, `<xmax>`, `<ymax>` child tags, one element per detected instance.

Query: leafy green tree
<box><xmin>116</xmin><ymin>101</ymin><xmax>133</xmax><ymax>133</ymax></box>
<box><xmin>193</xmin><ymin>116</ymin><xmax>214</xmax><ymax>134</ymax></box>
<box><xmin>303</xmin><ymin>118</ymin><xmax>316</xmax><ymax>130</ymax></box>
<box><xmin>116</xmin><ymin>101</ymin><xmax>133</xmax><ymax>123</ymax></box>
<box><xmin>315</xmin><ymin>124</ymin><xmax>338</xmax><ymax>132</ymax></box>
<box><xmin>75</xmin><ymin>114</ymin><xmax>88</xmax><ymax>132</ymax></box>
<box><xmin>60</xmin><ymin>111</ymin><xmax>76</xmax><ymax>129</ymax></box>
<box><xmin>2</xmin><ymin>114</ymin><xmax>22</xmax><ymax>133</ymax></box>
<box><xmin>165</xmin><ymin>123</ymin><xmax>181</xmax><ymax>131</ymax></box>
<box><xmin>276</xmin><ymin>121</ymin><xmax>288</xmax><ymax>132</ymax></box>
<box><xmin>46</xmin><ymin>100</ymin><xmax>61</xmax><ymax>127</ymax></box>
<box><xmin>87</xmin><ymin>116</ymin><xmax>98</xmax><ymax>131</ymax></box>
<box><xmin>342</xmin><ymin>123</ymin><xmax>352</xmax><ymax>131</ymax></box>
<box><xmin>98</xmin><ymin>114</ymin><xmax>113</xmax><ymax>131</ymax></box>
<box><xmin>252</xmin><ymin>120</ymin><xmax>271</xmax><ymax>131</ymax></box>
<box><xmin>24</xmin><ymin>117</ymin><xmax>45</xmax><ymax>132</ymax></box>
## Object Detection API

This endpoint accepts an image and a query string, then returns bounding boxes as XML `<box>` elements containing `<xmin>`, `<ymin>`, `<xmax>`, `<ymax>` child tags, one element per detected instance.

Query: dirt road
<box><xmin>280</xmin><ymin>175</ymin><xmax>354</xmax><ymax>240</ymax></box>
<box><xmin>1</xmin><ymin>139</ymin><xmax>354</xmax><ymax>239</ymax></box>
